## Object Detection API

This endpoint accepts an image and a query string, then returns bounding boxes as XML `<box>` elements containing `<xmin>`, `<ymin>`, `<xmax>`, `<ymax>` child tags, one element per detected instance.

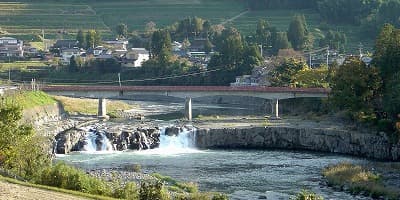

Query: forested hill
<box><xmin>0</xmin><ymin>0</ymin><xmax>397</xmax><ymax>49</ymax></box>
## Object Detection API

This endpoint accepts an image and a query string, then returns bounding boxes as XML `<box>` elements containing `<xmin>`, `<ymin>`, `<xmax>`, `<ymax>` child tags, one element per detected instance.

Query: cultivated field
<box><xmin>0</xmin><ymin>0</ymin><xmax>368</xmax><ymax>51</ymax></box>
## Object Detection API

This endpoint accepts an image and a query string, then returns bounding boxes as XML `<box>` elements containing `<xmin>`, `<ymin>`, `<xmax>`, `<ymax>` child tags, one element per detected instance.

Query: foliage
<box><xmin>36</xmin><ymin>162</ymin><xmax>112</xmax><ymax>196</ymax></box>
<box><xmin>287</xmin><ymin>15</ymin><xmax>311</xmax><ymax>50</ymax></box>
<box><xmin>151</xmin><ymin>29</ymin><xmax>172</xmax><ymax>60</ymax></box>
<box><xmin>290</xmin><ymin>190</ymin><xmax>323</xmax><ymax>200</ymax></box>
<box><xmin>330</xmin><ymin>57</ymin><xmax>381</xmax><ymax>121</ymax></box>
<box><xmin>270</xmin><ymin>58</ymin><xmax>309</xmax><ymax>87</ymax></box>
<box><xmin>293</xmin><ymin>66</ymin><xmax>330</xmax><ymax>88</ymax></box>
<box><xmin>0</xmin><ymin>102</ymin><xmax>51</xmax><ymax>179</ymax></box>
<box><xmin>116</xmin><ymin>23</ymin><xmax>128</xmax><ymax>38</ymax></box>
<box><xmin>272</xmin><ymin>32</ymin><xmax>291</xmax><ymax>54</ymax></box>
<box><xmin>319</xmin><ymin>30</ymin><xmax>347</xmax><ymax>51</ymax></box>
<box><xmin>139</xmin><ymin>181</ymin><xmax>170</xmax><ymax>200</ymax></box>
<box><xmin>76</xmin><ymin>29</ymin><xmax>85</xmax><ymax>48</ymax></box>
<box><xmin>85</xmin><ymin>29</ymin><xmax>102</xmax><ymax>49</ymax></box>
<box><xmin>373</xmin><ymin>24</ymin><xmax>400</xmax><ymax>118</ymax></box>
<box><xmin>93</xmin><ymin>58</ymin><xmax>121</xmax><ymax>74</ymax></box>
<box><xmin>69</xmin><ymin>55</ymin><xmax>81</xmax><ymax>72</ymax></box>
<box><xmin>322</xmin><ymin>163</ymin><xmax>400</xmax><ymax>199</ymax></box>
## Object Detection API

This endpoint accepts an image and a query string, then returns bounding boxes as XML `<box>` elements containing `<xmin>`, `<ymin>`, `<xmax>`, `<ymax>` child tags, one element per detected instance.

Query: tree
<box><xmin>85</xmin><ymin>30</ymin><xmax>101</xmax><ymax>49</ymax></box>
<box><xmin>273</xmin><ymin>32</ymin><xmax>291</xmax><ymax>54</ymax></box>
<box><xmin>76</xmin><ymin>29</ymin><xmax>85</xmax><ymax>48</ymax></box>
<box><xmin>255</xmin><ymin>19</ymin><xmax>272</xmax><ymax>47</ymax></box>
<box><xmin>116</xmin><ymin>23</ymin><xmax>128</xmax><ymax>38</ymax></box>
<box><xmin>270</xmin><ymin>58</ymin><xmax>308</xmax><ymax>87</ymax></box>
<box><xmin>330</xmin><ymin>57</ymin><xmax>381</xmax><ymax>119</ymax></box>
<box><xmin>95</xmin><ymin>58</ymin><xmax>121</xmax><ymax>74</ymax></box>
<box><xmin>145</xmin><ymin>21</ymin><xmax>157</xmax><ymax>36</ymax></box>
<box><xmin>287</xmin><ymin>15</ymin><xmax>310</xmax><ymax>50</ymax></box>
<box><xmin>150</xmin><ymin>29</ymin><xmax>172</xmax><ymax>59</ymax></box>
<box><xmin>69</xmin><ymin>55</ymin><xmax>78</xmax><ymax>72</ymax></box>
<box><xmin>373</xmin><ymin>24</ymin><xmax>400</xmax><ymax>118</ymax></box>
<box><xmin>0</xmin><ymin>102</ymin><xmax>50</xmax><ymax>179</ymax></box>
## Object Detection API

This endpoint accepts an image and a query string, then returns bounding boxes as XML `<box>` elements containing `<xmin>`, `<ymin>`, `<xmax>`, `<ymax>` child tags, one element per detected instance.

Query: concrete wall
<box><xmin>22</xmin><ymin>102</ymin><xmax>66</xmax><ymax>126</ymax></box>
<box><xmin>195</xmin><ymin>127</ymin><xmax>400</xmax><ymax>161</ymax></box>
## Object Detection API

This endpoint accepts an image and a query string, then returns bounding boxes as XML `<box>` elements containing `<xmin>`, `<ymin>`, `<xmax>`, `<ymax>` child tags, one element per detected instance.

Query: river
<box><xmin>56</xmin><ymin>100</ymin><xmax>396</xmax><ymax>200</ymax></box>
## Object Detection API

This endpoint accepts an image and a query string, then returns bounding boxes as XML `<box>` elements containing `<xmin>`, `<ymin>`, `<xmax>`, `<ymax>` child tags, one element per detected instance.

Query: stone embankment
<box><xmin>195</xmin><ymin>127</ymin><xmax>400</xmax><ymax>161</ymax></box>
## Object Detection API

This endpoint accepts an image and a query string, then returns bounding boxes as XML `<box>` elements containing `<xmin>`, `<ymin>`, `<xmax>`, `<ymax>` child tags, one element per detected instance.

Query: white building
<box><xmin>0</xmin><ymin>37</ymin><xmax>24</xmax><ymax>57</ymax></box>
<box><xmin>61</xmin><ymin>48</ymin><xmax>83</xmax><ymax>65</ymax></box>
<box><xmin>122</xmin><ymin>48</ymin><xmax>149</xmax><ymax>67</ymax></box>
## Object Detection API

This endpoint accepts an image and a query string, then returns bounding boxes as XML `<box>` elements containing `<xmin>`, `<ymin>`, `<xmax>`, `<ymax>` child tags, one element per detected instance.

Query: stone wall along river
<box><xmin>195</xmin><ymin>127</ymin><xmax>400</xmax><ymax>161</ymax></box>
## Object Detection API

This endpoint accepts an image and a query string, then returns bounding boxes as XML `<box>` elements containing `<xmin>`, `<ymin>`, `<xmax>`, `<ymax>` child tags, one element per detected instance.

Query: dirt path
<box><xmin>220</xmin><ymin>9</ymin><xmax>249</xmax><ymax>25</ymax></box>
<box><xmin>0</xmin><ymin>181</ymin><xmax>88</xmax><ymax>200</ymax></box>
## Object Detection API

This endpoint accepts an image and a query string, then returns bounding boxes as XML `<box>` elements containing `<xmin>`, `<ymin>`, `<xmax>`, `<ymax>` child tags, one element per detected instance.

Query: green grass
<box><xmin>0</xmin><ymin>61</ymin><xmax>49</xmax><ymax>72</ymax></box>
<box><xmin>53</xmin><ymin>95</ymin><xmax>136</xmax><ymax>115</ymax></box>
<box><xmin>4</xmin><ymin>91</ymin><xmax>57</xmax><ymax>109</ymax></box>
<box><xmin>323</xmin><ymin>163</ymin><xmax>400</xmax><ymax>199</ymax></box>
<box><xmin>0</xmin><ymin>175</ymin><xmax>117</xmax><ymax>200</ymax></box>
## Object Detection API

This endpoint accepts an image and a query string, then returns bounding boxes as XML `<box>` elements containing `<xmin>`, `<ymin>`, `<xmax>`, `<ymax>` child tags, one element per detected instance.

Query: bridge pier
<box><xmin>270</xmin><ymin>99</ymin><xmax>281</xmax><ymax>120</ymax></box>
<box><xmin>98</xmin><ymin>98</ymin><xmax>107</xmax><ymax>118</ymax></box>
<box><xmin>184</xmin><ymin>97</ymin><xmax>192</xmax><ymax>121</ymax></box>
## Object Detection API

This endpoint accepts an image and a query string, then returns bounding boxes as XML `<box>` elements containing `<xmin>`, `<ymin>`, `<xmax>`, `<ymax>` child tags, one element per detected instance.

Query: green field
<box><xmin>0</xmin><ymin>0</ymin><xmax>368</xmax><ymax>51</ymax></box>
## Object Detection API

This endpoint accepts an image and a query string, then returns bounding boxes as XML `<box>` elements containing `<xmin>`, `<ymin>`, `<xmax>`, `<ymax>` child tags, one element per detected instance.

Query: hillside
<box><xmin>0</xmin><ymin>0</ymin><xmax>369</xmax><ymax>51</ymax></box>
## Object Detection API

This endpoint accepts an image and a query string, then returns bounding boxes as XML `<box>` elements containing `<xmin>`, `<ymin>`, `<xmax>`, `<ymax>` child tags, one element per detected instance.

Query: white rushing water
<box><xmin>83</xmin><ymin>128</ymin><xmax>113</xmax><ymax>152</ymax></box>
<box><xmin>137</xmin><ymin>126</ymin><xmax>201</xmax><ymax>155</ymax></box>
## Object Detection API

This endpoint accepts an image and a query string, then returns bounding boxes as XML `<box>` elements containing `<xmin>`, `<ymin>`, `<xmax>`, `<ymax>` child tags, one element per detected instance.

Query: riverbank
<box><xmin>188</xmin><ymin>115</ymin><xmax>400</xmax><ymax>161</ymax></box>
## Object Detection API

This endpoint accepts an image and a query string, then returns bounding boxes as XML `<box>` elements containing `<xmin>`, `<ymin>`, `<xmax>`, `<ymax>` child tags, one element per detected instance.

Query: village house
<box><xmin>60</xmin><ymin>48</ymin><xmax>84</xmax><ymax>65</ymax></box>
<box><xmin>104</xmin><ymin>39</ymin><xmax>128</xmax><ymax>51</ymax></box>
<box><xmin>121</xmin><ymin>48</ymin><xmax>149</xmax><ymax>67</ymax></box>
<box><xmin>0</xmin><ymin>37</ymin><xmax>24</xmax><ymax>58</ymax></box>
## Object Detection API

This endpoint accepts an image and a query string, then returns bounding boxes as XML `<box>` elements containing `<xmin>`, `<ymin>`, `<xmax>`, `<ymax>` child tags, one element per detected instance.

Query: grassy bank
<box><xmin>53</xmin><ymin>95</ymin><xmax>136</xmax><ymax>116</ymax></box>
<box><xmin>322</xmin><ymin>163</ymin><xmax>400</xmax><ymax>199</ymax></box>
<box><xmin>4</xmin><ymin>91</ymin><xmax>57</xmax><ymax>109</ymax></box>
<box><xmin>0</xmin><ymin>175</ymin><xmax>116</xmax><ymax>200</ymax></box>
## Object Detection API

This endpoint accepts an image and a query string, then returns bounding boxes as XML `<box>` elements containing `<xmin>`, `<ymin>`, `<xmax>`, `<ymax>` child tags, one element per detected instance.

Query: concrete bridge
<box><xmin>42</xmin><ymin>85</ymin><xmax>330</xmax><ymax>120</ymax></box>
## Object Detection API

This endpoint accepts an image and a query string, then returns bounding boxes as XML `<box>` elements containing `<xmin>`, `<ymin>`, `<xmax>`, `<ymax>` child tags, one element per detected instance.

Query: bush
<box><xmin>291</xmin><ymin>190</ymin><xmax>323</xmax><ymax>200</ymax></box>
<box><xmin>211</xmin><ymin>193</ymin><xmax>229</xmax><ymax>200</ymax></box>
<box><xmin>139</xmin><ymin>181</ymin><xmax>170</xmax><ymax>200</ymax></box>
<box><xmin>36</xmin><ymin>162</ymin><xmax>112</xmax><ymax>196</ymax></box>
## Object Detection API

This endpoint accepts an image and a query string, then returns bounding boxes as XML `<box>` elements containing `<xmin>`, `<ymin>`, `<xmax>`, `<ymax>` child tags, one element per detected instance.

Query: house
<box><xmin>172</xmin><ymin>41</ymin><xmax>182</xmax><ymax>52</ymax></box>
<box><xmin>104</xmin><ymin>39</ymin><xmax>128</xmax><ymax>51</ymax></box>
<box><xmin>230</xmin><ymin>75</ymin><xmax>259</xmax><ymax>86</ymax></box>
<box><xmin>52</xmin><ymin>40</ymin><xmax>79</xmax><ymax>49</ymax></box>
<box><xmin>188</xmin><ymin>38</ymin><xmax>210</xmax><ymax>52</ymax></box>
<box><xmin>121</xmin><ymin>48</ymin><xmax>149</xmax><ymax>67</ymax></box>
<box><xmin>0</xmin><ymin>37</ymin><xmax>24</xmax><ymax>57</ymax></box>
<box><xmin>60</xmin><ymin>48</ymin><xmax>83</xmax><ymax>65</ymax></box>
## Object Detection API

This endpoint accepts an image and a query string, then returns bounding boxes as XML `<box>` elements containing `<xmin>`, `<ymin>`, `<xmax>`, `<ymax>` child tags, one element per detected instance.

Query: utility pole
<box><xmin>359</xmin><ymin>43</ymin><xmax>363</xmax><ymax>58</ymax></box>
<box><xmin>309</xmin><ymin>53</ymin><xmax>312</xmax><ymax>68</ymax></box>
<box><xmin>8</xmin><ymin>56</ymin><xmax>10</xmax><ymax>83</ymax></box>
<box><xmin>326</xmin><ymin>46</ymin><xmax>329</xmax><ymax>67</ymax></box>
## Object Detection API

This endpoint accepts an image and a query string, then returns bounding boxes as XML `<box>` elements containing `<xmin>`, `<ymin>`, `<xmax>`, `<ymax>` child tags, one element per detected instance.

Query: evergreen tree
<box><xmin>287</xmin><ymin>15</ymin><xmax>309</xmax><ymax>50</ymax></box>
<box><xmin>116</xmin><ymin>23</ymin><xmax>128</xmax><ymax>38</ymax></box>
<box><xmin>273</xmin><ymin>32</ymin><xmax>291</xmax><ymax>54</ymax></box>
<box><xmin>76</xmin><ymin>29</ymin><xmax>85</xmax><ymax>48</ymax></box>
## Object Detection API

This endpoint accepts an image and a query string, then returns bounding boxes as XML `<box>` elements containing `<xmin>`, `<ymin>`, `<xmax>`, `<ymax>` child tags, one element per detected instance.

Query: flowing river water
<box><xmin>56</xmin><ymin>100</ymin><xmax>399</xmax><ymax>200</ymax></box>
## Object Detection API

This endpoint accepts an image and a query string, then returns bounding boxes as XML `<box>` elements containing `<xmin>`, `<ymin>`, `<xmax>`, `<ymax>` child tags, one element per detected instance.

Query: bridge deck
<box><xmin>42</xmin><ymin>85</ymin><xmax>330</xmax><ymax>94</ymax></box>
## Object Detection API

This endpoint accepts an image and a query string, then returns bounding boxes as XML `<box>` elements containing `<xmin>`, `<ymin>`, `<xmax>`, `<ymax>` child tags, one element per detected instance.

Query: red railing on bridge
<box><xmin>42</xmin><ymin>85</ymin><xmax>331</xmax><ymax>94</ymax></box>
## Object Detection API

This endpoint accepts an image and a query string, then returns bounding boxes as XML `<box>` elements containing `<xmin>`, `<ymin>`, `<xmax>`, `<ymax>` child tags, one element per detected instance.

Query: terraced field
<box><xmin>0</xmin><ymin>0</ymin><xmax>367</xmax><ymax>51</ymax></box>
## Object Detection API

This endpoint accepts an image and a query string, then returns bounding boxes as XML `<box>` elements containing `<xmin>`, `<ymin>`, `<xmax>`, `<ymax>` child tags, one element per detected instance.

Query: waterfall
<box><xmin>83</xmin><ymin>128</ymin><xmax>113</xmax><ymax>152</ymax></box>
<box><xmin>157</xmin><ymin>126</ymin><xmax>197</xmax><ymax>152</ymax></box>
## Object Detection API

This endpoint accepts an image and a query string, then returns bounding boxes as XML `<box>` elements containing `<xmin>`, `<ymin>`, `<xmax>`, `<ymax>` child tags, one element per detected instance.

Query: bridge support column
<box><xmin>184</xmin><ymin>97</ymin><xmax>192</xmax><ymax>121</ymax></box>
<box><xmin>98</xmin><ymin>98</ymin><xmax>107</xmax><ymax>118</ymax></box>
<box><xmin>270</xmin><ymin>99</ymin><xmax>281</xmax><ymax>120</ymax></box>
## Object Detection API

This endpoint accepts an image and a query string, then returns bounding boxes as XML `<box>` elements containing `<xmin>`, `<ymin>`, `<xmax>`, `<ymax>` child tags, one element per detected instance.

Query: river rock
<box><xmin>55</xmin><ymin>128</ymin><xmax>86</xmax><ymax>154</ymax></box>
<box><xmin>195</xmin><ymin>127</ymin><xmax>400</xmax><ymax>161</ymax></box>
<box><xmin>165</xmin><ymin>127</ymin><xmax>181</xmax><ymax>136</ymax></box>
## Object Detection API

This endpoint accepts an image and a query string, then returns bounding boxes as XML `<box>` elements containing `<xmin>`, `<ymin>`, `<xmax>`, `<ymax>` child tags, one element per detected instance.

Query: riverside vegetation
<box><xmin>0</xmin><ymin>91</ymin><xmax>232</xmax><ymax>199</ymax></box>
<box><xmin>323</xmin><ymin>163</ymin><xmax>400</xmax><ymax>199</ymax></box>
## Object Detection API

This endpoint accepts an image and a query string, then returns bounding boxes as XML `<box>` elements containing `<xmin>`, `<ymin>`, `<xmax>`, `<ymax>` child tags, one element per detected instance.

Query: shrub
<box><xmin>322</xmin><ymin>163</ymin><xmax>400</xmax><ymax>199</ymax></box>
<box><xmin>36</xmin><ymin>162</ymin><xmax>112</xmax><ymax>196</ymax></box>
<box><xmin>211</xmin><ymin>193</ymin><xmax>229</xmax><ymax>200</ymax></box>
<box><xmin>291</xmin><ymin>190</ymin><xmax>323</xmax><ymax>200</ymax></box>
<box><xmin>139</xmin><ymin>181</ymin><xmax>170</xmax><ymax>200</ymax></box>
